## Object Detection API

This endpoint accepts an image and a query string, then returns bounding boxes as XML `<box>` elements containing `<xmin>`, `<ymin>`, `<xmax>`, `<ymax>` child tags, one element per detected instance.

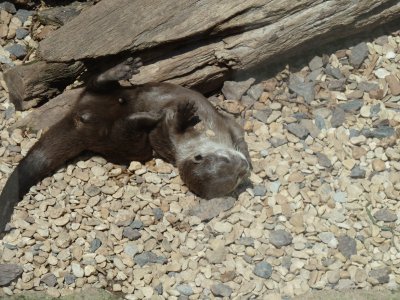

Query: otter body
<box><xmin>0</xmin><ymin>58</ymin><xmax>251</xmax><ymax>233</ymax></box>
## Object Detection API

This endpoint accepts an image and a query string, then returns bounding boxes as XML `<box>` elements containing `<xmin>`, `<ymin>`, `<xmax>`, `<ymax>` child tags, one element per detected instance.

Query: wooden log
<box><xmin>3</xmin><ymin>61</ymin><xmax>84</xmax><ymax>110</ymax></box>
<box><xmin>8</xmin><ymin>0</ymin><xmax>400</xmax><ymax>109</ymax></box>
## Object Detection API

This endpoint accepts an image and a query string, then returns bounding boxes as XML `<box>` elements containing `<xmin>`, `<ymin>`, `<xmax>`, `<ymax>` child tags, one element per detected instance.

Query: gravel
<box><xmin>1</xmin><ymin>18</ymin><xmax>400</xmax><ymax>299</ymax></box>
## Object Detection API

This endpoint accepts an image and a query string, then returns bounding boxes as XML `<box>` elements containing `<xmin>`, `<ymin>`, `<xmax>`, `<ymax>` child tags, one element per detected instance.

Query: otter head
<box><xmin>178</xmin><ymin>146</ymin><xmax>251</xmax><ymax>199</ymax></box>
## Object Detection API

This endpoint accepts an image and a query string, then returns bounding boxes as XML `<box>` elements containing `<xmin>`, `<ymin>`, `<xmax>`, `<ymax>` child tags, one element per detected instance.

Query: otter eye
<box><xmin>194</xmin><ymin>154</ymin><xmax>203</xmax><ymax>163</ymax></box>
<box><xmin>118</xmin><ymin>98</ymin><xmax>125</xmax><ymax>104</ymax></box>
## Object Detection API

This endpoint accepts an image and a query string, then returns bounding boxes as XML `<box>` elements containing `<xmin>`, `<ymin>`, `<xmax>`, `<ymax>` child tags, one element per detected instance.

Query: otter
<box><xmin>0</xmin><ymin>58</ymin><xmax>251</xmax><ymax>233</ymax></box>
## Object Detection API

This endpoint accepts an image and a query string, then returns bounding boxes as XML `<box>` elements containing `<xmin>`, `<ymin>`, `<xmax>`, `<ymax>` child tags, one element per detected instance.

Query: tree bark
<box><xmin>7</xmin><ymin>0</ymin><xmax>400</xmax><ymax>109</ymax></box>
<box><xmin>3</xmin><ymin>61</ymin><xmax>84</xmax><ymax>110</ymax></box>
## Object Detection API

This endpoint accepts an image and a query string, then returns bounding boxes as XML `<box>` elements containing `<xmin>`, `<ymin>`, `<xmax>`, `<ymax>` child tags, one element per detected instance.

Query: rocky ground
<box><xmin>1</xmin><ymin>1</ymin><xmax>400</xmax><ymax>299</ymax></box>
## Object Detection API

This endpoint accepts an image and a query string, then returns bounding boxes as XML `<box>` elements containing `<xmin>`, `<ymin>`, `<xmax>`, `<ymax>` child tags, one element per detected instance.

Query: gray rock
<box><xmin>330</xmin><ymin>107</ymin><xmax>346</xmax><ymax>128</ymax></box>
<box><xmin>286</xmin><ymin>123</ymin><xmax>309</xmax><ymax>139</ymax></box>
<box><xmin>130</xmin><ymin>220</ymin><xmax>144</xmax><ymax>229</ymax></box>
<box><xmin>337</xmin><ymin>235</ymin><xmax>357</xmax><ymax>258</ymax></box>
<box><xmin>314</xmin><ymin>115</ymin><xmax>326</xmax><ymax>130</ymax></box>
<box><xmin>176</xmin><ymin>284</ymin><xmax>193</xmax><ymax>296</ymax></box>
<box><xmin>350</xmin><ymin>42</ymin><xmax>369</xmax><ymax>68</ymax></box>
<box><xmin>253</xmin><ymin>185</ymin><xmax>267</xmax><ymax>197</ymax></box>
<box><xmin>309</xmin><ymin>56</ymin><xmax>323</xmax><ymax>71</ymax></box>
<box><xmin>0</xmin><ymin>55</ymin><xmax>14</xmax><ymax>66</ymax></box>
<box><xmin>281</xmin><ymin>256</ymin><xmax>292</xmax><ymax>269</ymax></box>
<box><xmin>300</xmin><ymin>119</ymin><xmax>320</xmax><ymax>138</ymax></box>
<box><xmin>326</xmin><ymin>64</ymin><xmax>343</xmax><ymax>79</ymax></box>
<box><xmin>253</xmin><ymin>262</ymin><xmax>273</xmax><ymax>279</ymax></box>
<box><xmin>247</xmin><ymin>83</ymin><xmax>264</xmax><ymax>101</ymax></box>
<box><xmin>3</xmin><ymin>243</ymin><xmax>17</xmax><ymax>250</ymax></box>
<box><xmin>237</xmin><ymin>237</ymin><xmax>254</xmax><ymax>246</ymax></box>
<box><xmin>37</xmin><ymin>2</ymin><xmax>91</xmax><ymax>26</ymax></box>
<box><xmin>40</xmin><ymin>273</ymin><xmax>57</xmax><ymax>287</ymax></box>
<box><xmin>333</xmin><ymin>192</ymin><xmax>347</xmax><ymax>203</ymax></box>
<box><xmin>350</xmin><ymin>165</ymin><xmax>366</xmax><ymax>179</ymax></box>
<box><xmin>153</xmin><ymin>208</ymin><xmax>164</xmax><ymax>221</ymax></box>
<box><xmin>370</xmin><ymin>103</ymin><xmax>381</xmax><ymax>117</ymax></box>
<box><xmin>269</xmin><ymin>230</ymin><xmax>293</xmax><ymax>248</ymax></box>
<box><xmin>369</xmin><ymin>268</ymin><xmax>390</xmax><ymax>284</ymax></box>
<box><xmin>288</xmin><ymin>76</ymin><xmax>315</xmax><ymax>103</ymax></box>
<box><xmin>211</xmin><ymin>283</ymin><xmax>233</xmax><ymax>297</ymax></box>
<box><xmin>270</xmin><ymin>137</ymin><xmax>288</xmax><ymax>148</ymax></box>
<box><xmin>5</xmin><ymin>44</ymin><xmax>27</xmax><ymax>59</ymax></box>
<box><xmin>373</xmin><ymin>209</ymin><xmax>397</xmax><ymax>222</ymax></box>
<box><xmin>124</xmin><ymin>243</ymin><xmax>139</xmax><ymax>257</ymax></box>
<box><xmin>241</xmin><ymin>95</ymin><xmax>257</xmax><ymax>108</ymax></box>
<box><xmin>154</xmin><ymin>283</ymin><xmax>163</xmax><ymax>295</ymax></box>
<box><xmin>15</xmin><ymin>28</ymin><xmax>29</xmax><ymax>39</ymax></box>
<box><xmin>89</xmin><ymin>238</ymin><xmax>102</xmax><ymax>252</ymax></box>
<box><xmin>0</xmin><ymin>2</ymin><xmax>16</xmax><ymax>14</ymax></box>
<box><xmin>64</xmin><ymin>273</ymin><xmax>76</xmax><ymax>285</ymax></box>
<box><xmin>358</xmin><ymin>81</ymin><xmax>379</xmax><ymax>92</ymax></box>
<box><xmin>316</xmin><ymin>152</ymin><xmax>332</xmax><ymax>168</ymax></box>
<box><xmin>360</xmin><ymin>126</ymin><xmax>395</xmax><ymax>139</ymax></box>
<box><xmin>339</xmin><ymin>99</ymin><xmax>363</xmax><ymax>112</ymax></box>
<box><xmin>188</xmin><ymin>197</ymin><xmax>236</xmax><ymax>221</ymax></box>
<box><xmin>375</xmin><ymin>35</ymin><xmax>389</xmax><ymax>46</ymax></box>
<box><xmin>16</xmin><ymin>9</ymin><xmax>34</xmax><ymax>23</ymax></box>
<box><xmin>134</xmin><ymin>251</ymin><xmax>167</xmax><ymax>267</ymax></box>
<box><xmin>84</xmin><ymin>185</ymin><xmax>101</xmax><ymax>196</ymax></box>
<box><xmin>292</xmin><ymin>112</ymin><xmax>309</xmax><ymax>120</ymax></box>
<box><xmin>222</xmin><ymin>78</ymin><xmax>255</xmax><ymax>100</ymax></box>
<box><xmin>123</xmin><ymin>227</ymin><xmax>141</xmax><ymax>240</ymax></box>
<box><xmin>328</xmin><ymin>78</ymin><xmax>346</xmax><ymax>91</ymax></box>
<box><xmin>336</xmin><ymin>279</ymin><xmax>356</xmax><ymax>290</ymax></box>
<box><xmin>253</xmin><ymin>109</ymin><xmax>272</xmax><ymax>123</ymax></box>
<box><xmin>269</xmin><ymin>181</ymin><xmax>281</xmax><ymax>194</ymax></box>
<box><xmin>4</xmin><ymin>106</ymin><xmax>15</xmax><ymax>120</ymax></box>
<box><xmin>0</xmin><ymin>264</ymin><xmax>23</xmax><ymax>286</ymax></box>
<box><xmin>306</xmin><ymin>68</ymin><xmax>322</xmax><ymax>82</ymax></box>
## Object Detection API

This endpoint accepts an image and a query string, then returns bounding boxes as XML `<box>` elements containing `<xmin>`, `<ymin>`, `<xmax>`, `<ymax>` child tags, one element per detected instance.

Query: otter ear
<box><xmin>176</xmin><ymin>101</ymin><xmax>201</xmax><ymax>132</ymax></box>
<box><xmin>192</xmin><ymin>154</ymin><xmax>203</xmax><ymax>163</ymax></box>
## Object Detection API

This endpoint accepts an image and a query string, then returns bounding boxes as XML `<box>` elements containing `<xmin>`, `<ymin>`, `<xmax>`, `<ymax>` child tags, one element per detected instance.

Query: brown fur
<box><xmin>0</xmin><ymin>58</ymin><xmax>251</xmax><ymax>233</ymax></box>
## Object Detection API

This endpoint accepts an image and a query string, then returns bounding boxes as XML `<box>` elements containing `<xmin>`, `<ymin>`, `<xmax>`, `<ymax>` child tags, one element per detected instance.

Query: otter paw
<box><xmin>102</xmin><ymin>57</ymin><xmax>143</xmax><ymax>81</ymax></box>
<box><xmin>177</xmin><ymin>101</ymin><xmax>201</xmax><ymax>131</ymax></box>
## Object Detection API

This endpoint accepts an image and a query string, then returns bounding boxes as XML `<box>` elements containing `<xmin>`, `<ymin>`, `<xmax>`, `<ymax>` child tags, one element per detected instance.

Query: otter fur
<box><xmin>0</xmin><ymin>58</ymin><xmax>251</xmax><ymax>233</ymax></box>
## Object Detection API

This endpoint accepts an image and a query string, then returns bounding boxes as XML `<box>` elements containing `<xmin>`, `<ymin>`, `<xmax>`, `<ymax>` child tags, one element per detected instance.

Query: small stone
<box><xmin>314</xmin><ymin>115</ymin><xmax>326</xmax><ymax>130</ymax></box>
<box><xmin>361</xmin><ymin>126</ymin><xmax>395</xmax><ymax>139</ymax></box>
<box><xmin>337</xmin><ymin>235</ymin><xmax>357</xmax><ymax>258</ymax></box>
<box><xmin>269</xmin><ymin>230</ymin><xmax>292</xmax><ymax>248</ymax></box>
<box><xmin>316</xmin><ymin>152</ymin><xmax>332</xmax><ymax>168</ymax></box>
<box><xmin>326</xmin><ymin>64</ymin><xmax>343</xmax><ymax>79</ymax></box>
<box><xmin>309</xmin><ymin>56</ymin><xmax>323</xmax><ymax>71</ymax></box>
<box><xmin>339</xmin><ymin>100</ymin><xmax>363</xmax><ymax>112</ymax></box>
<box><xmin>222</xmin><ymin>78</ymin><xmax>255</xmax><ymax>100</ymax></box>
<box><xmin>64</xmin><ymin>274</ymin><xmax>76</xmax><ymax>285</ymax></box>
<box><xmin>330</xmin><ymin>107</ymin><xmax>346</xmax><ymax>128</ymax></box>
<box><xmin>123</xmin><ymin>227</ymin><xmax>141</xmax><ymax>240</ymax></box>
<box><xmin>350</xmin><ymin>42</ymin><xmax>369</xmax><ymax>67</ymax></box>
<box><xmin>89</xmin><ymin>238</ymin><xmax>102</xmax><ymax>252</ymax></box>
<box><xmin>124</xmin><ymin>243</ymin><xmax>139</xmax><ymax>257</ymax></box>
<box><xmin>253</xmin><ymin>185</ymin><xmax>267</xmax><ymax>197</ymax></box>
<box><xmin>286</xmin><ymin>123</ymin><xmax>309</xmax><ymax>139</ymax></box>
<box><xmin>211</xmin><ymin>283</ymin><xmax>233</xmax><ymax>297</ymax></box>
<box><xmin>5</xmin><ymin>44</ymin><xmax>27</xmax><ymax>59</ymax></box>
<box><xmin>288</xmin><ymin>76</ymin><xmax>315</xmax><ymax>103</ymax></box>
<box><xmin>188</xmin><ymin>197</ymin><xmax>236</xmax><ymax>221</ymax></box>
<box><xmin>247</xmin><ymin>83</ymin><xmax>264</xmax><ymax>101</ymax></box>
<box><xmin>237</xmin><ymin>237</ymin><xmax>254</xmax><ymax>246</ymax></box>
<box><xmin>40</xmin><ymin>273</ymin><xmax>57</xmax><ymax>287</ymax></box>
<box><xmin>374</xmin><ymin>209</ymin><xmax>397</xmax><ymax>222</ymax></box>
<box><xmin>327</xmin><ymin>270</ymin><xmax>340</xmax><ymax>284</ymax></box>
<box><xmin>153</xmin><ymin>208</ymin><xmax>164</xmax><ymax>221</ymax></box>
<box><xmin>130</xmin><ymin>220</ymin><xmax>144</xmax><ymax>229</ymax></box>
<box><xmin>214</xmin><ymin>221</ymin><xmax>232</xmax><ymax>233</ymax></box>
<box><xmin>369</xmin><ymin>268</ymin><xmax>390</xmax><ymax>284</ymax></box>
<box><xmin>374</xmin><ymin>68</ymin><xmax>391</xmax><ymax>79</ymax></box>
<box><xmin>358</xmin><ymin>81</ymin><xmax>379</xmax><ymax>92</ymax></box>
<box><xmin>0</xmin><ymin>264</ymin><xmax>23</xmax><ymax>286</ymax></box>
<box><xmin>385</xmin><ymin>74</ymin><xmax>400</xmax><ymax>96</ymax></box>
<box><xmin>0</xmin><ymin>2</ymin><xmax>16</xmax><ymax>14</ymax></box>
<box><xmin>328</xmin><ymin>78</ymin><xmax>346</xmax><ymax>91</ymax></box>
<box><xmin>253</xmin><ymin>262</ymin><xmax>273</xmax><ymax>279</ymax></box>
<box><xmin>350</xmin><ymin>165</ymin><xmax>366</xmax><ymax>179</ymax></box>
<box><xmin>84</xmin><ymin>265</ymin><xmax>96</xmax><ymax>277</ymax></box>
<box><xmin>91</xmin><ymin>165</ymin><xmax>106</xmax><ymax>176</ymax></box>
<box><xmin>176</xmin><ymin>284</ymin><xmax>193</xmax><ymax>296</ymax></box>
<box><xmin>71</xmin><ymin>263</ymin><xmax>84</xmax><ymax>278</ymax></box>
<box><xmin>134</xmin><ymin>251</ymin><xmax>167</xmax><ymax>267</ymax></box>
<box><xmin>15</xmin><ymin>28</ymin><xmax>29</xmax><ymax>39</ymax></box>
<box><xmin>154</xmin><ymin>283</ymin><xmax>163</xmax><ymax>295</ymax></box>
<box><xmin>333</xmin><ymin>192</ymin><xmax>347</xmax><ymax>203</ymax></box>
<box><xmin>115</xmin><ymin>210</ymin><xmax>134</xmax><ymax>227</ymax></box>
<box><xmin>270</xmin><ymin>137</ymin><xmax>288</xmax><ymax>148</ymax></box>
<box><xmin>372</xmin><ymin>159</ymin><xmax>386</xmax><ymax>172</ymax></box>
<box><xmin>253</xmin><ymin>109</ymin><xmax>272</xmax><ymax>123</ymax></box>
